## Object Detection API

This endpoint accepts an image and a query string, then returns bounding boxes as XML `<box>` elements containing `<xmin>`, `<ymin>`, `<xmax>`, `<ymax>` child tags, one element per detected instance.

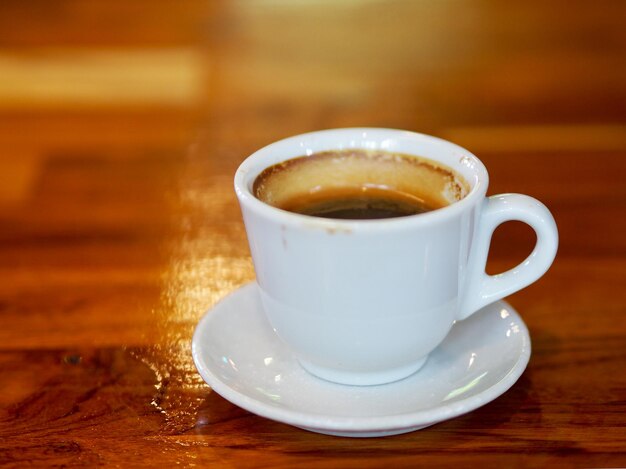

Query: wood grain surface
<box><xmin>0</xmin><ymin>1</ymin><xmax>625</xmax><ymax>467</ymax></box>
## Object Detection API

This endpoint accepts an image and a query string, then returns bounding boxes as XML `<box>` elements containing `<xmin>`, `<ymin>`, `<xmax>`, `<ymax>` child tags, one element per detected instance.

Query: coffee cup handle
<box><xmin>457</xmin><ymin>194</ymin><xmax>558</xmax><ymax>320</ymax></box>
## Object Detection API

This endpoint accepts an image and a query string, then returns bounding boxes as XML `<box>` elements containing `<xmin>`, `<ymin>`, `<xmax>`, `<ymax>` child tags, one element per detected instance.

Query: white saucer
<box><xmin>192</xmin><ymin>282</ymin><xmax>531</xmax><ymax>437</ymax></box>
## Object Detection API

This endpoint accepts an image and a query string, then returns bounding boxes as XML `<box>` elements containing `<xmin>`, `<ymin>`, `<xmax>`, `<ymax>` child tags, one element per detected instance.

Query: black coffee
<box><xmin>253</xmin><ymin>149</ymin><xmax>468</xmax><ymax>220</ymax></box>
<box><xmin>280</xmin><ymin>186</ymin><xmax>435</xmax><ymax>219</ymax></box>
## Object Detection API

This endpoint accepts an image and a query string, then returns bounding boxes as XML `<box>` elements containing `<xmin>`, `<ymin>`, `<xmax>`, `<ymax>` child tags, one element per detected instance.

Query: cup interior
<box><xmin>235</xmin><ymin>128</ymin><xmax>488</xmax><ymax>223</ymax></box>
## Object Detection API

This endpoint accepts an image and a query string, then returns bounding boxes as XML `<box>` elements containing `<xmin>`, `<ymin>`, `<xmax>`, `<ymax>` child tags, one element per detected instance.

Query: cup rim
<box><xmin>234</xmin><ymin>128</ymin><xmax>489</xmax><ymax>231</ymax></box>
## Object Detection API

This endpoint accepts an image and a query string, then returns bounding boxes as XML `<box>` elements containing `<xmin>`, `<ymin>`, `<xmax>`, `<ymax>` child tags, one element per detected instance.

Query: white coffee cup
<box><xmin>235</xmin><ymin>128</ymin><xmax>558</xmax><ymax>386</ymax></box>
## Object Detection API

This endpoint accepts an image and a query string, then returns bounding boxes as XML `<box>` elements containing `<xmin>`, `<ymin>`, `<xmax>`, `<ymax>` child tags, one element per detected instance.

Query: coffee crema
<box><xmin>253</xmin><ymin>149</ymin><xmax>469</xmax><ymax>220</ymax></box>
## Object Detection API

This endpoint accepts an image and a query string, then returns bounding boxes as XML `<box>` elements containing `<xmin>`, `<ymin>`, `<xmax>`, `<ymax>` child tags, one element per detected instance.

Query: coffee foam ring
<box><xmin>254</xmin><ymin>150</ymin><xmax>468</xmax><ymax>210</ymax></box>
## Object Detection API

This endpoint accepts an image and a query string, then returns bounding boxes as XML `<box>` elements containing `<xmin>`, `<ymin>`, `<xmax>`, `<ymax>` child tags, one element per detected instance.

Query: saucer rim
<box><xmin>192</xmin><ymin>282</ymin><xmax>531</xmax><ymax>433</ymax></box>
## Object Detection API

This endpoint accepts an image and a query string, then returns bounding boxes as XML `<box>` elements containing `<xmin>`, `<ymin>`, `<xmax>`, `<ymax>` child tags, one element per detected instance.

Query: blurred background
<box><xmin>0</xmin><ymin>1</ymin><xmax>625</xmax><ymax>465</ymax></box>
<box><xmin>2</xmin><ymin>0</ymin><xmax>624</xmax><ymax>175</ymax></box>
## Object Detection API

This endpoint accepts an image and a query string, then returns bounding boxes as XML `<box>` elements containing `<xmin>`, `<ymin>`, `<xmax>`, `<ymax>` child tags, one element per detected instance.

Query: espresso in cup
<box><xmin>253</xmin><ymin>149</ymin><xmax>469</xmax><ymax>219</ymax></box>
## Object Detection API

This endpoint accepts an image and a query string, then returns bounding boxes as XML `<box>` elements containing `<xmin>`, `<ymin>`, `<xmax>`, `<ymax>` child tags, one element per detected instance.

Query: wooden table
<box><xmin>1</xmin><ymin>1</ymin><xmax>624</xmax><ymax>467</ymax></box>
